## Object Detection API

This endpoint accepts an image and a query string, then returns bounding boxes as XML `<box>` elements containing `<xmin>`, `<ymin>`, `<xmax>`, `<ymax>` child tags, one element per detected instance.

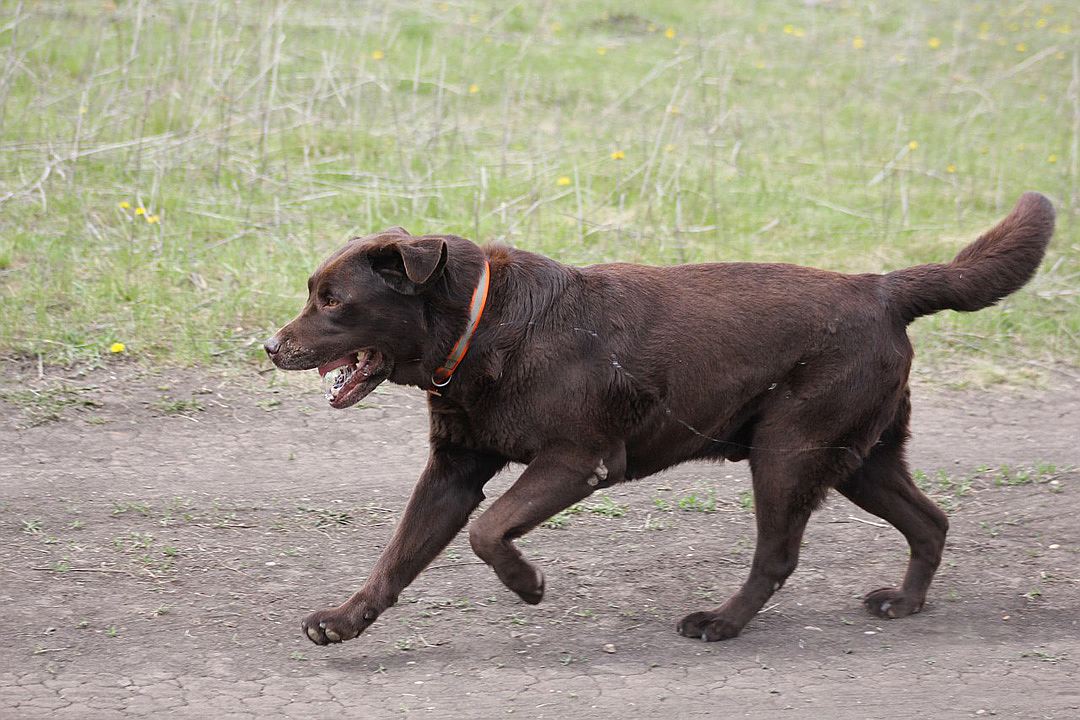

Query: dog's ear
<box><xmin>368</xmin><ymin>237</ymin><xmax>448</xmax><ymax>295</ymax></box>
<box><xmin>380</xmin><ymin>226</ymin><xmax>411</xmax><ymax>236</ymax></box>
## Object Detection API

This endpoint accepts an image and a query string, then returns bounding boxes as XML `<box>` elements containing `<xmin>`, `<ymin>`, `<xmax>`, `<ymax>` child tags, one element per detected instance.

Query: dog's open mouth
<box><xmin>318</xmin><ymin>349</ymin><xmax>390</xmax><ymax>409</ymax></box>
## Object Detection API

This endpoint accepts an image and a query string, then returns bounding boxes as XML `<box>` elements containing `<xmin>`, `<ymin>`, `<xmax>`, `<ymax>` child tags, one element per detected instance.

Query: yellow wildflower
<box><xmin>792</xmin><ymin>27</ymin><xmax>805</xmax><ymax>38</ymax></box>
<box><xmin>852</xmin><ymin>36</ymin><xmax>865</xmax><ymax>49</ymax></box>
<box><xmin>946</xmin><ymin>164</ymin><xmax>957</xmax><ymax>173</ymax></box>
<box><xmin>928</xmin><ymin>37</ymin><xmax>942</xmax><ymax>49</ymax></box>
<box><xmin>147</xmin><ymin>215</ymin><xmax>160</xmax><ymax>224</ymax></box>
<box><xmin>1015</xmin><ymin>42</ymin><xmax>1027</xmax><ymax>52</ymax></box>
<box><xmin>556</xmin><ymin>176</ymin><xmax>572</xmax><ymax>187</ymax></box>
<box><xmin>118</xmin><ymin>201</ymin><xmax>130</xmax><ymax>209</ymax></box>
<box><xmin>663</xmin><ymin>143</ymin><xmax>675</xmax><ymax>153</ymax></box>
<box><xmin>596</xmin><ymin>46</ymin><xmax>607</xmax><ymax>56</ymax></box>
<box><xmin>371</xmin><ymin>49</ymin><xmax>385</xmax><ymax>61</ymax></box>
<box><xmin>665</xmin><ymin>27</ymin><xmax>676</xmax><ymax>40</ymax></box>
<box><xmin>1048</xmin><ymin>154</ymin><xmax>1058</xmax><ymax>163</ymax></box>
<box><xmin>1055</xmin><ymin>23</ymin><xmax>1070</xmax><ymax>34</ymax></box>
<box><xmin>468</xmin><ymin>83</ymin><xmax>479</xmax><ymax>94</ymax></box>
<box><xmin>610</xmin><ymin>150</ymin><xmax>625</xmax><ymax>160</ymax></box>
<box><xmin>134</xmin><ymin>207</ymin><xmax>146</xmax><ymax>215</ymax></box>
<box><xmin>109</xmin><ymin>342</ymin><xmax>126</xmax><ymax>354</ymax></box>
<box><xmin>469</xmin><ymin>14</ymin><xmax>480</xmax><ymax>24</ymax></box>
<box><xmin>1036</xmin><ymin>18</ymin><xmax>1048</xmax><ymax>29</ymax></box>
<box><xmin>550</xmin><ymin>21</ymin><xmax>561</xmax><ymax>33</ymax></box>
<box><xmin>666</xmin><ymin>105</ymin><xmax>680</xmax><ymax>115</ymax></box>
<box><xmin>783</xmin><ymin>24</ymin><xmax>795</xmax><ymax>35</ymax></box>
<box><xmin>908</xmin><ymin>140</ymin><xmax>919</xmax><ymax>151</ymax></box>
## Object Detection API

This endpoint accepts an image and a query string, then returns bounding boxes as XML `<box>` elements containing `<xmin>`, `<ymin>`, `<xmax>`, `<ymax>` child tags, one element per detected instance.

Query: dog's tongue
<box><xmin>317</xmin><ymin>354</ymin><xmax>358</xmax><ymax>378</ymax></box>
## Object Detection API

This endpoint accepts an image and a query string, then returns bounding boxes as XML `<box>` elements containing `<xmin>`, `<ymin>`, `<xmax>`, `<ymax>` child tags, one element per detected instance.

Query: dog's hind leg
<box><xmin>469</xmin><ymin>445</ymin><xmax>606</xmax><ymax>604</ymax></box>
<box><xmin>835</xmin><ymin>396</ymin><xmax>949</xmax><ymax>619</ymax></box>
<box><xmin>677</xmin><ymin>447</ymin><xmax>829</xmax><ymax>641</ymax></box>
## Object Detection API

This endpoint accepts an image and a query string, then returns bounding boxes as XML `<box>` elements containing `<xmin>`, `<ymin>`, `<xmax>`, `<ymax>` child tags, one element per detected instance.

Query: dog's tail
<box><xmin>886</xmin><ymin>192</ymin><xmax>1054</xmax><ymax>323</ymax></box>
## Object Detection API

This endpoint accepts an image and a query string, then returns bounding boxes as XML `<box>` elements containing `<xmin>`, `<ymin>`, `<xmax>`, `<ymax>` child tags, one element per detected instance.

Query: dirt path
<box><xmin>1</xmin><ymin>365</ymin><xmax>1078</xmax><ymax>719</ymax></box>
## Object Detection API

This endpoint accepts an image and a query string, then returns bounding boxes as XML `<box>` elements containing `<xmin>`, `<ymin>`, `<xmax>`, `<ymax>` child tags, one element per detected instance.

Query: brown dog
<box><xmin>266</xmin><ymin>193</ymin><xmax>1054</xmax><ymax>645</ymax></box>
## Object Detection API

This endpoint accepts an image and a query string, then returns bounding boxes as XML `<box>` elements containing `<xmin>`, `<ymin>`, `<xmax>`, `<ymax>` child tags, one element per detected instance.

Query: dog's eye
<box><xmin>323</xmin><ymin>297</ymin><xmax>341</xmax><ymax>309</ymax></box>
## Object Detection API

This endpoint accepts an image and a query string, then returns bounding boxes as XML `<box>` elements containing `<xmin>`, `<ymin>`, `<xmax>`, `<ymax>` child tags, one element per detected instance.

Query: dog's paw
<box><xmin>863</xmin><ymin>587</ymin><xmax>924</xmax><ymax>619</ymax></box>
<box><xmin>503</xmin><ymin>563</ymin><xmax>544</xmax><ymax>605</ymax></box>
<box><xmin>300</xmin><ymin>604</ymin><xmax>377</xmax><ymax>646</ymax></box>
<box><xmin>676</xmin><ymin>611</ymin><xmax>743</xmax><ymax>642</ymax></box>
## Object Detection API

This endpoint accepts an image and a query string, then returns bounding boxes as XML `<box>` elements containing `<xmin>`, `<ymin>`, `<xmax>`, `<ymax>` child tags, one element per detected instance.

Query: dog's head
<box><xmin>265</xmin><ymin>227</ymin><xmax>480</xmax><ymax>408</ymax></box>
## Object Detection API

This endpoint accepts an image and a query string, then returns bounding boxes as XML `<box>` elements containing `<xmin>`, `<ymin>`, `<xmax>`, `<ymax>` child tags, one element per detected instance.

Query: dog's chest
<box><xmin>427</xmin><ymin>396</ymin><xmax>543</xmax><ymax>463</ymax></box>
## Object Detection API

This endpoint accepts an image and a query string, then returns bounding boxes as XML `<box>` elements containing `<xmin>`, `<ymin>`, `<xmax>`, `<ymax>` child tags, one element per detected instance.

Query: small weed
<box><xmin>257</xmin><ymin>398</ymin><xmax>282</xmax><ymax>410</ymax></box>
<box><xmin>0</xmin><ymin>385</ymin><xmax>102</xmax><ymax>426</ymax></box>
<box><xmin>1021</xmin><ymin>649</ymin><xmax>1066</xmax><ymax>664</ymax></box>
<box><xmin>737</xmin><ymin>490</ymin><xmax>754</xmax><ymax>512</ymax></box>
<box><xmin>543</xmin><ymin>505</ymin><xmax>584</xmax><ymax>528</ymax></box>
<box><xmin>106</xmin><ymin>626</ymin><xmax>118</xmax><ymax>638</ymax></box>
<box><xmin>68</xmin><ymin>519</ymin><xmax>84</xmax><ymax>531</ymax></box>
<box><xmin>583</xmin><ymin>495</ymin><xmax>627</xmax><ymax>518</ymax></box>
<box><xmin>111</xmin><ymin>501</ymin><xmax>152</xmax><ymax>517</ymax></box>
<box><xmin>162</xmin><ymin>545</ymin><xmax>180</xmax><ymax>557</ymax></box>
<box><xmin>21</xmin><ymin>519</ymin><xmax>43</xmax><ymax>535</ymax></box>
<box><xmin>297</xmin><ymin>506</ymin><xmax>353</xmax><ymax>527</ymax></box>
<box><xmin>76</xmin><ymin>620</ymin><xmax>89</xmax><ymax>629</ymax></box>
<box><xmin>154</xmin><ymin>397</ymin><xmax>204</xmax><ymax>415</ymax></box>
<box><xmin>52</xmin><ymin>559</ymin><xmax>71</xmax><ymax>573</ymax></box>
<box><xmin>652</xmin><ymin>498</ymin><xmax>672</xmax><ymax>512</ymax></box>
<box><xmin>677</xmin><ymin>490</ymin><xmax>718</xmax><ymax>513</ymax></box>
<box><xmin>394</xmin><ymin>637</ymin><xmax>413</xmax><ymax>651</ymax></box>
<box><xmin>542</xmin><ymin>512</ymin><xmax>570</xmax><ymax>529</ymax></box>
<box><xmin>151</xmin><ymin>606</ymin><xmax>171</xmax><ymax>617</ymax></box>
<box><xmin>289</xmin><ymin>651</ymin><xmax>308</xmax><ymax>661</ymax></box>
<box><xmin>996</xmin><ymin>465</ymin><xmax>1032</xmax><ymax>486</ymax></box>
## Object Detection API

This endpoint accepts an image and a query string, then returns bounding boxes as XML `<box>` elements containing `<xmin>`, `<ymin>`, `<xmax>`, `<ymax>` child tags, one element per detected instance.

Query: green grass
<box><xmin>0</xmin><ymin>1</ymin><xmax>1077</xmax><ymax>374</ymax></box>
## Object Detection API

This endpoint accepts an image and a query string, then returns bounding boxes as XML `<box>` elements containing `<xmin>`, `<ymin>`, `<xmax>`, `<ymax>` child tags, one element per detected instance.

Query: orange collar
<box><xmin>430</xmin><ymin>260</ymin><xmax>490</xmax><ymax>390</ymax></box>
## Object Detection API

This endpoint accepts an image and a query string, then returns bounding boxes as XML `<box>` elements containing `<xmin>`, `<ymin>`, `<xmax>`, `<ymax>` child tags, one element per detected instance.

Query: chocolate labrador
<box><xmin>265</xmin><ymin>192</ymin><xmax>1054</xmax><ymax>645</ymax></box>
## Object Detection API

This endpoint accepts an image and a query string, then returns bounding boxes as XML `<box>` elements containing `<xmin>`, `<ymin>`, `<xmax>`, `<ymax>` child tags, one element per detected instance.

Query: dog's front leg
<box><xmin>469</xmin><ymin>445</ymin><xmax>606</xmax><ymax>604</ymax></box>
<box><xmin>301</xmin><ymin>449</ymin><xmax>505</xmax><ymax>645</ymax></box>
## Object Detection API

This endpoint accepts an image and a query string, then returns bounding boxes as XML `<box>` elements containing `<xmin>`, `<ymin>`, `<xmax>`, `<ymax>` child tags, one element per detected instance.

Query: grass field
<box><xmin>1</xmin><ymin>0</ymin><xmax>1077</xmax><ymax>381</ymax></box>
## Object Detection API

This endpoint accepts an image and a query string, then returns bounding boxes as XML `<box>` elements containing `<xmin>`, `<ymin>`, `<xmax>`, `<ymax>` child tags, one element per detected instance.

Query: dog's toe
<box><xmin>677</xmin><ymin>611</ymin><xmax>743</xmax><ymax>642</ymax></box>
<box><xmin>863</xmin><ymin>587</ymin><xmax>924</xmax><ymax>619</ymax></box>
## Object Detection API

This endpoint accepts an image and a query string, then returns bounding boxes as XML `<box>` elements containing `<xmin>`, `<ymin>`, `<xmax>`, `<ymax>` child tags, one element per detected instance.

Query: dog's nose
<box><xmin>264</xmin><ymin>335</ymin><xmax>282</xmax><ymax>356</ymax></box>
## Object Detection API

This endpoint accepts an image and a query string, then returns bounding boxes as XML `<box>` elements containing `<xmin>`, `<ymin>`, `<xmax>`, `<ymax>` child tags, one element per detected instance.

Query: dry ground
<box><xmin>0</xmin><ymin>364</ymin><xmax>1078</xmax><ymax>719</ymax></box>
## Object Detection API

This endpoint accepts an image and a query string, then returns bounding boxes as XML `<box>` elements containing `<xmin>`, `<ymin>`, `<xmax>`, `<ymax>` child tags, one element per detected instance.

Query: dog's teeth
<box><xmin>323</xmin><ymin>365</ymin><xmax>359</xmax><ymax>401</ymax></box>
